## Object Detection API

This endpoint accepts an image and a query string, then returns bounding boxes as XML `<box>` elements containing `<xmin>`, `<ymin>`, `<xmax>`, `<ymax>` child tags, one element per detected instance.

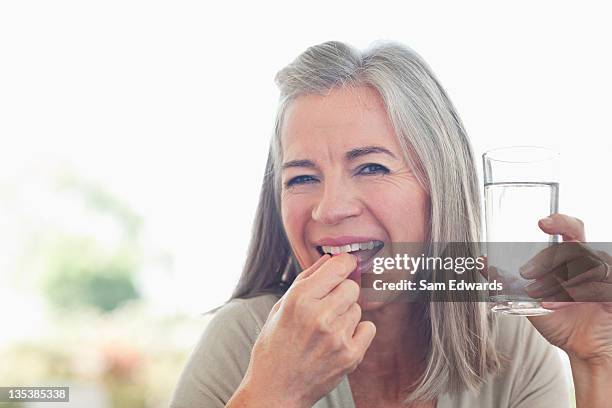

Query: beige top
<box><xmin>170</xmin><ymin>294</ymin><xmax>571</xmax><ymax>408</ymax></box>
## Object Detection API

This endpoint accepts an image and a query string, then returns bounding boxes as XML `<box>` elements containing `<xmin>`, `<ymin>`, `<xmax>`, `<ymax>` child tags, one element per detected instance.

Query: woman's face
<box><xmin>280</xmin><ymin>86</ymin><xmax>430</xmax><ymax>305</ymax></box>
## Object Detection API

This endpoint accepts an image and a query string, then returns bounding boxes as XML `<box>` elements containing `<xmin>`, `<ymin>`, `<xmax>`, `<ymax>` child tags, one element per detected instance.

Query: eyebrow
<box><xmin>282</xmin><ymin>145</ymin><xmax>396</xmax><ymax>170</ymax></box>
<box><xmin>281</xmin><ymin>159</ymin><xmax>316</xmax><ymax>170</ymax></box>
<box><xmin>345</xmin><ymin>145</ymin><xmax>396</xmax><ymax>160</ymax></box>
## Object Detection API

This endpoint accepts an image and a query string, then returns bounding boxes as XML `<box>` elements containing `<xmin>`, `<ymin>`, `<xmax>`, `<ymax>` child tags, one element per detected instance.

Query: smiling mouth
<box><xmin>316</xmin><ymin>240</ymin><xmax>384</xmax><ymax>257</ymax></box>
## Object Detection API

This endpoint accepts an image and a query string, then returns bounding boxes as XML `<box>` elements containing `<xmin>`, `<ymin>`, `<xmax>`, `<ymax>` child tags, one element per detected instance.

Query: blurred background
<box><xmin>1</xmin><ymin>0</ymin><xmax>611</xmax><ymax>406</ymax></box>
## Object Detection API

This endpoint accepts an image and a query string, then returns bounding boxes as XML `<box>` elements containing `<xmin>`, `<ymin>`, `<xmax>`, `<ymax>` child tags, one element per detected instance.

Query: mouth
<box><xmin>316</xmin><ymin>240</ymin><xmax>384</xmax><ymax>266</ymax></box>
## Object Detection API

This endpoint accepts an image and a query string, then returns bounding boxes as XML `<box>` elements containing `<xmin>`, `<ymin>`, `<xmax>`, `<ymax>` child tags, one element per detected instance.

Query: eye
<box><xmin>357</xmin><ymin>163</ymin><xmax>390</xmax><ymax>176</ymax></box>
<box><xmin>285</xmin><ymin>175</ymin><xmax>319</xmax><ymax>188</ymax></box>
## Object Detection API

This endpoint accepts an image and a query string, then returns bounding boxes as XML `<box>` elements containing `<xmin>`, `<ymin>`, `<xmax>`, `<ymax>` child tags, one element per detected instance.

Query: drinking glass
<box><xmin>483</xmin><ymin>146</ymin><xmax>559</xmax><ymax>316</ymax></box>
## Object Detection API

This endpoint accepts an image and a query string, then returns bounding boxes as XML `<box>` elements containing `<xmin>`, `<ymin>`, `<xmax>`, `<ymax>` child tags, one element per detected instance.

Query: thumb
<box><xmin>351</xmin><ymin>321</ymin><xmax>376</xmax><ymax>354</ymax></box>
<box><xmin>538</xmin><ymin>214</ymin><xmax>586</xmax><ymax>242</ymax></box>
<box><xmin>271</xmin><ymin>254</ymin><xmax>331</xmax><ymax>316</ymax></box>
<box><xmin>294</xmin><ymin>254</ymin><xmax>330</xmax><ymax>282</ymax></box>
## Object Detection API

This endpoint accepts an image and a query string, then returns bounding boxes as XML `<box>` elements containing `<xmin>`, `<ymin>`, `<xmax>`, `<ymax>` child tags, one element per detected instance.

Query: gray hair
<box><xmin>232</xmin><ymin>40</ymin><xmax>501</xmax><ymax>403</ymax></box>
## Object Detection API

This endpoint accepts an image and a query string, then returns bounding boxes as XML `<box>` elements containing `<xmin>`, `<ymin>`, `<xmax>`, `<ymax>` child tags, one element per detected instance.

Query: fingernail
<box><xmin>519</xmin><ymin>261</ymin><xmax>536</xmax><ymax>278</ymax></box>
<box><xmin>540</xmin><ymin>216</ymin><xmax>553</xmax><ymax>227</ymax></box>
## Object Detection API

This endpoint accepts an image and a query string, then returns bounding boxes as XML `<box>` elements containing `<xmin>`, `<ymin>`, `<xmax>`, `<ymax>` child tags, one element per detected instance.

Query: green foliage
<box><xmin>32</xmin><ymin>170</ymin><xmax>146</xmax><ymax>312</ymax></box>
<box><xmin>42</xmin><ymin>235</ymin><xmax>140</xmax><ymax>312</ymax></box>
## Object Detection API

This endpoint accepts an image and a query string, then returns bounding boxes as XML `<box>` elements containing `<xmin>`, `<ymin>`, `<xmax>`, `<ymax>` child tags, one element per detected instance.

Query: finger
<box><xmin>301</xmin><ymin>253</ymin><xmax>357</xmax><ymax>299</ymax></box>
<box><xmin>294</xmin><ymin>254</ymin><xmax>331</xmax><ymax>282</ymax></box>
<box><xmin>524</xmin><ymin>255</ymin><xmax>605</xmax><ymax>298</ymax></box>
<box><xmin>350</xmin><ymin>320</ymin><xmax>376</xmax><ymax>356</ymax></box>
<box><xmin>561</xmin><ymin>256</ymin><xmax>610</xmax><ymax>287</ymax></box>
<box><xmin>563</xmin><ymin>282</ymin><xmax>612</xmax><ymax>302</ymax></box>
<box><xmin>520</xmin><ymin>241</ymin><xmax>593</xmax><ymax>279</ymax></box>
<box><xmin>596</xmin><ymin>250</ymin><xmax>612</xmax><ymax>265</ymax></box>
<box><xmin>542</xmin><ymin>282</ymin><xmax>612</xmax><ymax>302</ymax></box>
<box><xmin>524</xmin><ymin>265</ymin><xmax>567</xmax><ymax>299</ymax></box>
<box><xmin>322</xmin><ymin>279</ymin><xmax>360</xmax><ymax>316</ymax></box>
<box><xmin>531</xmin><ymin>274</ymin><xmax>602</xmax><ymax>302</ymax></box>
<box><xmin>336</xmin><ymin>302</ymin><xmax>362</xmax><ymax>337</ymax></box>
<box><xmin>539</xmin><ymin>290</ymin><xmax>574</xmax><ymax>302</ymax></box>
<box><xmin>526</xmin><ymin>302</ymin><xmax>577</xmax><ymax>327</ymax></box>
<box><xmin>541</xmin><ymin>301</ymin><xmax>588</xmax><ymax>310</ymax></box>
<box><xmin>538</xmin><ymin>213</ymin><xmax>586</xmax><ymax>242</ymax></box>
<box><xmin>276</xmin><ymin>255</ymin><xmax>332</xmax><ymax>314</ymax></box>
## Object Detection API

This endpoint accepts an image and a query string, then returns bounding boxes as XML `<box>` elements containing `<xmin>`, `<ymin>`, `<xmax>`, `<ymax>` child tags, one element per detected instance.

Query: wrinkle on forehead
<box><xmin>280</xmin><ymin>86</ymin><xmax>397</xmax><ymax>161</ymax></box>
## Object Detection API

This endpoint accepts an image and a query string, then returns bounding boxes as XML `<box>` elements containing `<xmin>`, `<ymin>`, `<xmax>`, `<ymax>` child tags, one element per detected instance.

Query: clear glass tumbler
<box><xmin>483</xmin><ymin>146</ymin><xmax>559</xmax><ymax>316</ymax></box>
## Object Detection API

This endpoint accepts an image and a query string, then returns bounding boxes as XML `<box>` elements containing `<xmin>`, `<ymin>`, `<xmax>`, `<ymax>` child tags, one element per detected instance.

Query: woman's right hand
<box><xmin>228</xmin><ymin>253</ymin><xmax>376</xmax><ymax>408</ymax></box>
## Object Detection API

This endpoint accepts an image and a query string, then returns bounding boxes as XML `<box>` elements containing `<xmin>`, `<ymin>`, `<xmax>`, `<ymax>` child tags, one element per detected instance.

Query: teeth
<box><xmin>320</xmin><ymin>240</ymin><xmax>382</xmax><ymax>255</ymax></box>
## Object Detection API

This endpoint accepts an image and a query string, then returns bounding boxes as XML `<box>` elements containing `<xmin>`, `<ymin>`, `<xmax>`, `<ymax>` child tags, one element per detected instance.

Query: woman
<box><xmin>171</xmin><ymin>41</ymin><xmax>612</xmax><ymax>407</ymax></box>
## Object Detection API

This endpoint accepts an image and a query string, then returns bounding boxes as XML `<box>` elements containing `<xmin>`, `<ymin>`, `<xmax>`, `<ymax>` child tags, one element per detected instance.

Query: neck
<box><xmin>352</xmin><ymin>302</ymin><xmax>429</xmax><ymax>393</ymax></box>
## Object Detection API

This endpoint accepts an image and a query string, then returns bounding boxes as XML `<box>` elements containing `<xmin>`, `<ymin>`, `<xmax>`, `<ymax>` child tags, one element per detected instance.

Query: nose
<box><xmin>311</xmin><ymin>178</ymin><xmax>362</xmax><ymax>225</ymax></box>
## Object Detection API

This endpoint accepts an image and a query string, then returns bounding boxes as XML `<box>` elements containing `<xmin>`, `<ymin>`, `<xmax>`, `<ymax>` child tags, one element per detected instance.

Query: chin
<box><xmin>357</xmin><ymin>291</ymin><xmax>399</xmax><ymax>311</ymax></box>
<box><xmin>357</xmin><ymin>284</ymin><xmax>409</xmax><ymax>311</ymax></box>
<box><xmin>358</xmin><ymin>299</ymin><xmax>388</xmax><ymax>311</ymax></box>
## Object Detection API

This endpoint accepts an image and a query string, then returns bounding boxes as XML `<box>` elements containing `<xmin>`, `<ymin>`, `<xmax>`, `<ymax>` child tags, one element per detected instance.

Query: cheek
<box><xmin>281</xmin><ymin>194</ymin><xmax>312</xmax><ymax>246</ymax></box>
<box><xmin>365</xmin><ymin>184</ymin><xmax>430</xmax><ymax>241</ymax></box>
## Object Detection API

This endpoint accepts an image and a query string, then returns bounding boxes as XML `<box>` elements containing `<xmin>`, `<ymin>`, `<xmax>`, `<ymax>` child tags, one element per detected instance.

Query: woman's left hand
<box><xmin>521</xmin><ymin>213</ymin><xmax>612</xmax><ymax>367</ymax></box>
<box><xmin>519</xmin><ymin>213</ymin><xmax>612</xmax><ymax>407</ymax></box>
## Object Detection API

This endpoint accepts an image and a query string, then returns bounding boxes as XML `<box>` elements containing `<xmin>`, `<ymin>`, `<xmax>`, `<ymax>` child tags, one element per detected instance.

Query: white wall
<box><xmin>1</xmin><ymin>0</ymin><xmax>611</xmax><ymax>313</ymax></box>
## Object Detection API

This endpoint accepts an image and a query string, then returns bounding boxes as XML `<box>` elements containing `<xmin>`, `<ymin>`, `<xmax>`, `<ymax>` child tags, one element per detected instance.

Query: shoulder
<box><xmin>206</xmin><ymin>293</ymin><xmax>281</xmax><ymax>340</ymax></box>
<box><xmin>170</xmin><ymin>293</ymin><xmax>282</xmax><ymax>408</ymax></box>
<box><xmin>443</xmin><ymin>316</ymin><xmax>571</xmax><ymax>408</ymax></box>
<box><xmin>187</xmin><ymin>293</ymin><xmax>281</xmax><ymax>364</ymax></box>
